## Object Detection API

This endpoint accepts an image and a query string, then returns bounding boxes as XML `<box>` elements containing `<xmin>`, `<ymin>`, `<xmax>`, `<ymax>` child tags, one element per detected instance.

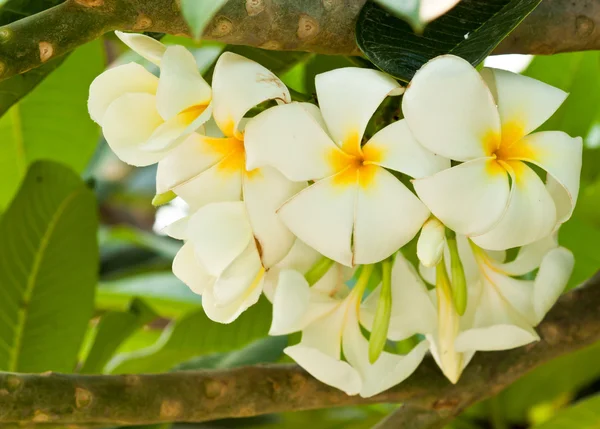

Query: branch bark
<box><xmin>0</xmin><ymin>0</ymin><xmax>598</xmax><ymax>82</ymax></box>
<box><xmin>0</xmin><ymin>272</ymin><xmax>598</xmax><ymax>427</ymax></box>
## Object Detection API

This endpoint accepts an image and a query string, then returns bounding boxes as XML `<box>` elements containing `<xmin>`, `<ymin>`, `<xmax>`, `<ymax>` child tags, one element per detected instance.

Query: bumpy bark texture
<box><xmin>0</xmin><ymin>0</ymin><xmax>599</xmax><ymax>81</ymax></box>
<box><xmin>0</xmin><ymin>272</ymin><xmax>598</xmax><ymax>426</ymax></box>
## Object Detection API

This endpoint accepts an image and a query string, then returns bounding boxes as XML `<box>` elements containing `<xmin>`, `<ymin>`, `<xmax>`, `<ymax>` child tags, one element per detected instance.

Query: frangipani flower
<box><xmin>245</xmin><ymin>67</ymin><xmax>448</xmax><ymax>266</ymax></box>
<box><xmin>404</xmin><ymin>55</ymin><xmax>583</xmax><ymax>250</ymax></box>
<box><xmin>88</xmin><ymin>31</ymin><xmax>212</xmax><ymax>166</ymax></box>
<box><xmin>271</xmin><ymin>254</ymin><xmax>431</xmax><ymax>397</ymax></box>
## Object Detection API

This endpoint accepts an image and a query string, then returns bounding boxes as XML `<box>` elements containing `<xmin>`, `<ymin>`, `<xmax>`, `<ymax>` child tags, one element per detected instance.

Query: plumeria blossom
<box><xmin>270</xmin><ymin>254</ymin><xmax>431</xmax><ymax>397</ymax></box>
<box><xmin>245</xmin><ymin>67</ymin><xmax>448</xmax><ymax>266</ymax></box>
<box><xmin>420</xmin><ymin>234</ymin><xmax>574</xmax><ymax>383</ymax></box>
<box><xmin>88</xmin><ymin>31</ymin><xmax>212</xmax><ymax>166</ymax></box>
<box><xmin>403</xmin><ymin>55</ymin><xmax>583</xmax><ymax>250</ymax></box>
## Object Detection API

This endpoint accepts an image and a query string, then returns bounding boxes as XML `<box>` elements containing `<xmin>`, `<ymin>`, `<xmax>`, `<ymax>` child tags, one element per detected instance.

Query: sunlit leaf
<box><xmin>531</xmin><ymin>395</ymin><xmax>600</xmax><ymax>429</ymax></box>
<box><xmin>180</xmin><ymin>0</ymin><xmax>229</xmax><ymax>39</ymax></box>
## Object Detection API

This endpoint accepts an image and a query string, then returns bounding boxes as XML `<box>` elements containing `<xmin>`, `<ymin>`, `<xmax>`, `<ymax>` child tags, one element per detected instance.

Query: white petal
<box><xmin>156</xmin><ymin>45</ymin><xmax>212</xmax><ymax>120</ymax></box>
<box><xmin>212</xmin><ymin>52</ymin><xmax>290</xmax><ymax>138</ymax></box>
<box><xmin>455</xmin><ymin>324</ymin><xmax>539</xmax><ymax>352</ymax></box>
<box><xmin>532</xmin><ymin>247</ymin><xmax>574</xmax><ymax>324</ymax></box>
<box><xmin>187</xmin><ymin>202</ymin><xmax>252</xmax><ymax>276</ymax></box>
<box><xmin>417</xmin><ymin>217</ymin><xmax>446</xmax><ymax>267</ymax></box>
<box><xmin>420</xmin><ymin>0</ymin><xmax>460</xmax><ymax>22</ymax></box>
<box><xmin>497</xmin><ymin>234</ymin><xmax>558</xmax><ymax>277</ymax></box>
<box><xmin>403</xmin><ymin>55</ymin><xmax>500</xmax><ymax>161</ymax></box>
<box><xmin>162</xmin><ymin>215</ymin><xmax>190</xmax><ymax>240</ymax></box>
<box><xmin>315</xmin><ymin>67</ymin><xmax>401</xmax><ymax>153</ymax></box>
<box><xmin>143</xmin><ymin>109</ymin><xmax>209</xmax><ymax>153</ymax></box>
<box><xmin>300</xmin><ymin>299</ymin><xmax>350</xmax><ymax>358</ymax></box>
<box><xmin>202</xmin><ymin>277</ymin><xmax>263</xmax><ymax>324</ymax></box>
<box><xmin>471</xmin><ymin>161</ymin><xmax>557</xmax><ymax>250</ymax></box>
<box><xmin>363</xmin><ymin>119</ymin><xmax>450</xmax><ymax>179</ymax></box>
<box><xmin>172</xmin><ymin>242</ymin><xmax>213</xmax><ymax>295</ymax></box>
<box><xmin>244</xmin><ymin>167</ymin><xmax>306</xmax><ymax>268</ymax></box>
<box><xmin>269</xmin><ymin>270</ymin><xmax>311</xmax><ymax>335</ymax></box>
<box><xmin>244</xmin><ymin>102</ymin><xmax>340</xmax><ymax>181</ymax></box>
<box><xmin>278</xmin><ymin>174</ymin><xmax>356</xmax><ymax>267</ymax></box>
<box><xmin>115</xmin><ymin>31</ymin><xmax>166</xmax><ymax>65</ymax></box>
<box><xmin>354</xmin><ymin>167</ymin><xmax>430</xmax><ymax>264</ymax></box>
<box><xmin>88</xmin><ymin>63</ymin><xmax>158</xmax><ymax>126</ymax></box>
<box><xmin>508</xmin><ymin>131</ymin><xmax>583</xmax><ymax>223</ymax></box>
<box><xmin>102</xmin><ymin>93</ymin><xmax>166</xmax><ymax>166</ymax></box>
<box><xmin>413</xmin><ymin>158</ymin><xmax>510</xmax><ymax>236</ymax></box>
<box><xmin>481</xmin><ymin>67</ymin><xmax>567</xmax><ymax>137</ymax></box>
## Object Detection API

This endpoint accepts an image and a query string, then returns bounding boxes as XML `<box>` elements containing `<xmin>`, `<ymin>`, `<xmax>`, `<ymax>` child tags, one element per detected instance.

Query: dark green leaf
<box><xmin>356</xmin><ymin>0</ymin><xmax>542</xmax><ymax>81</ymax></box>
<box><xmin>180</xmin><ymin>0</ymin><xmax>228</xmax><ymax>39</ymax></box>
<box><xmin>80</xmin><ymin>299</ymin><xmax>157</xmax><ymax>374</ymax></box>
<box><xmin>107</xmin><ymin>297</ymin><xmax>272</xmax><ymax>373</ymax></box>
<box><xmin>0</xmin><ymin>40</ymin><xmax>104</xmax><ymax>210</ymax></box>
<box><xmin>0</xmin><ymin>160</ymin><xmax>98</xmax><ymax>372</ymax></box>
<box><xmin>531</xmin><ymin>395</ymin><xmax>600</xmax><ymax>429</ymax></box>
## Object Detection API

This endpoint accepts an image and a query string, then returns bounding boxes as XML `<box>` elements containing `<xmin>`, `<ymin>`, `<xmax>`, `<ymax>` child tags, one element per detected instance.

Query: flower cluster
<box><xmin>89</xmin><ymin>33</ymin><xmax>581</xmax><ymax>396</ymax></box>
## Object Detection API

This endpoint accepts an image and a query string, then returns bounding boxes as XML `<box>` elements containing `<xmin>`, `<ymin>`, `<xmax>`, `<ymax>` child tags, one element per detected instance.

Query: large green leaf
<box><xmin>107</xmin><ymin>297</ymin><xmax>272</xmax><ymax>373</ymax></box>
<box><xmin>180</xmin><ymin>0</ymin><xmax>229</xmax><ymax>39</ymax></box>
<box><xmin>80</xmin><ymin>299</ymin><xmax>157</xmax><ymax>374</ymax></box>
<box><xmin>0</xmin><ymin>40</ymin><xmax>104</xmax><ymax>210</ymax></box>
<box><xmin>0</xmin><ymin>161</ymin><xmax>98</xmax><ymax>372</ymax></box>
<box><xmin>531</xmin><ymin>395</ymin><xmax>600</xmax><ymax>429</ymax></box>
<box><xmin>558</xmin><ymin>218</ymin><xmax>600</xmax><ymax>291</ymax></box>
<box><xmin>356</xmin><ymin>0</ymin><xmax>541</xmax><ymax>81</ymax></box>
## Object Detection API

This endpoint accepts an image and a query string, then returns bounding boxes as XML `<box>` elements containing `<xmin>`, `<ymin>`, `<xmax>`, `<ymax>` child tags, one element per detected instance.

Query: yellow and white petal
<box><xmin>413</xmin><ymin>158</ymin><xmax>510</xmax><ymax>237</ymax></box>
<box><xmin>186</xmin><ymin>202</ymin><xmax>252</xmax><ymax>276</ymax></box>
<box><xmin>364</xmin><ymin>120</ymin><xmax>450</xmax><ymax>179</ymax></box>
<box><xmin>481</xmin><ymin>68</ymin><xmax>567</xmax><ymax>137</ymax></box>
<box><xmin>243</xmin><ymin>166</ymin><xmax>306</xmax><ymax>268</ymax></box>
<box><xmin>471</xmin><ymin>161</ymin><xmax>557</xmax><ymax>250</ymax></box>
<box><xmin>278</xmin><ymin>174</ymin><xmax>356</xmax><ymax>267</ymax></box>
<box><xmin>202</xmin><ymin>276</ymin><xmax>263</xmax><ymax>324</ymax></box>
<box><xmin>211</xmin><ymin>241</ymin><xmax>264</xmax><ymax>306</ymax></box>
<box><xmin>498</xmin><ymin>234</ymin><xmax>558</xmax><ymax>277</ymax></box>
<box><xmin>88</xmin><ymin>63</ymin><xmax>158</xmax><ymax>126</ymax></box>
<box><xmin>361</xmin><ymin>254</ymin><xmax>437</xmax><ymax>340</ymax></box>
<box><xmin>315</xmin><ymin>67</ymin><xmax>401</xmax><ymax>153</ymax></box>
<box><xmin>143</xmin><ymin>109</ymin><xmax>208</xmax><ymax>153</ymax></box>
<box><xmin>173</xmin><ymin>160</ymin><xmax>243</xmax><ymax>211</ymax></box>
<box><xmin>402</xmin><ymin>55</ymin><xmax>500</xmax><ymax>161</ymax></box>
<box><xmin>212</xmin><ymin>52</ymin><xmax>291</xmax><ymax>138</ymax></box>
<box><xmin>354</xmin><ymin>167</ymin><xmax>430</xmax><ymax>264</ymax></box>
<box><xmin>245</xmin><ymin>103</ymin><xmax>340</xmax><ymax>181</ymax></box>
<box><xmin>417</xmin><ymin>217</ymin><xmax>446</xmax><ymax>267</ymax></box>
<box><xmin>102</xmin><ymin>93</ymin><xmax>166</xmax><ymax>166</ymax></box>
<box><xmin>508</xmin><ymin>131</ymin><xmax>583</xmax><ymax>223</ymax></box>
<box><xmin>532</xmin><ymin>247</ymin><xmax>574</xmax><ymax>325</ymax></box>
<box><xmin>115</xmin><ymin>31</ymin><xmax>166</xmax><ymax>65</ymax></box>
<box><xmin>172</xmin><ymin>242</ymin><xmax>213</xmax><ymax>295</ymax></box>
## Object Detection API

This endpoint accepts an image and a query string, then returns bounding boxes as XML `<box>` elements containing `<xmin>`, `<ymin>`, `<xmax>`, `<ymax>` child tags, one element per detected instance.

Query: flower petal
<box><xmin>363</xmin><ymin>119</ymin><xmax>450</xmax><ymax>179</ymax></box>
<box><xmin>417</xmin><ymin>217</ymin><xmax>446</xmax><ymax>267</ymax></box>
<box><xmin>471</xmin><ymin>161</ymin><xmax>557</xmax><ymax>250</ymax></box>
<box><xmin>143</xmin><ymin>109</ymin><xmax>209</xmax><ymax>153</ymax></box>
<box><xmin>212</xmin><ymin>52</ymin><xmax>290</xmax><ymax>138</ymax></box>
<box><xmin>244</xmin><ymin>102</ymin><xmax>340</xmax><ymax>181</ymax></box>
<box><xmin>102</xmin><ymin>93</ymin><xmax>166</xmax><ymax>166</ymax></box>
<box><xmin>480</xmin><ymin>67</ymin><xmax>567</xmax><ymax>136</ymax></box>
<box><xmin>354</xmin><ymin>167</ymin><xmax>430</xmax><ymax>264</ymax></box>
<box><xmin>403</xmin><ymin>55</ymin><xmax>500</xmax><ymax>161</ymax></box>
<box><xmin>172</xmin><ymin>242</ymin><xmax>213</xmax><ymax>295</ymax></box>
<box><xmin>270</xmin><ymin>270</ymin><xmax>311</xmax><ymax>335</ymax></box>
<box><xmin>315</xmin><ymin>67</ymin><xmax>401</xmax><ymax>153</ymax></box>
<box><xmin>497</xmin><ymin>234</ymin><xmax>558</xmax><ymax>277</ymax></box>
<box><xmin>163</xmin><ymin>215</ymin><xmax>190</xmax><ymax>240</ymax></box>
<box><xmin>508</xmin><ymin>131</ymin><xmax>583</xmax><ymax>223</ymax></box>
<box><xmin>187</xmin><ymin>202</ymin><xmax>252</xmax><ymax>276</ymax></box>
<box><xmin>278</xmin><ymin>174</ymin><xmax>356</xmax><ymax>267</ymax></box>
<box><xmin>532</xmin><ymin>247</ymin><xmax>574</xmax><ymax>324</ymax></box>
<box><xmin>420</xmin><ymin>0</ymin><xmax>460</xmax><ymax>22</ymax></box>
<box><xmin>244</xmin><ymin>167</ymin><xmax>306</xmax><ymax>268</ymax></box>
<box><xmin>88</xmin><ymin>63</ymin><xmax>158</xmax><ymax>126</ymax></box>
<box><xmin>455</xmin><ymin>324</ymin><xmax>539</xmax><ymax>352</ymax></box>
<box><xmin>413</xmin><ymin>158</ymin><xmax>510</xmax><ymax>236</ymax></box>
<box><xmin>115</xmin><ymin>31</ymin><xmax>166</xmax><ymax>65</ymax></box>
<box><xmin>202</xmin><ymin>277</ymin><xmax>263</xmax><ymax>324</ymax></box>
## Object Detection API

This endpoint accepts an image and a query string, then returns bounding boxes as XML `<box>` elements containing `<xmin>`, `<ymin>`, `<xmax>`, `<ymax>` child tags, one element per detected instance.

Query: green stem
<box><xmin>446</xmin><ymin>232</ymin><xmax>468</xmax><ymax>316</ymax></box>
<box><xmin>368</xmin><ymin>258</ymin><xmax>392</xmax><ymax>363</ymax></box>
<box><xmin>488</xmin><ymin>396</ymin><xmax>508</xmax><ymax>429</ymax></box>
<box><xmin>304</xmin><ymin>257</ymin><xmax>334</xmax><ymax>286</ymax></box>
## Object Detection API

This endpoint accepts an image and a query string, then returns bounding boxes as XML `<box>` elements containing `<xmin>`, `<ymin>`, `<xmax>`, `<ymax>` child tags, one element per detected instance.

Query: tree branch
<box><xmin>0</xmin><ymin>272</ymin><xmax>598</xmax><ymax>427</ymax></box>
<box><xmin>0</xmin><ymin>0</ymin><xmax>598</xmax><ymax>82</ymax></box>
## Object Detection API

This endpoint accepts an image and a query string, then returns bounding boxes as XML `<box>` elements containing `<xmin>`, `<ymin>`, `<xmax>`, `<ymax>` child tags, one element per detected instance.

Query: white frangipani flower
<box><xmin>271</xmin><ymin>254</ymin><xmax>431</xmax><ymax>397</ymax></box>
<box><xmin>403</xmin><ymin>55</ymin><xmax>583</xmax><ymax>250</ymax></box>
<box><xmin>245</xmin><ymin>67</ymin><xmax>448</xmax><ymax>266</ymax></box>
<box><xmin>88</xmin><ymin>32</ymin><xmax>212</xmax><ymax>166</ymax></box>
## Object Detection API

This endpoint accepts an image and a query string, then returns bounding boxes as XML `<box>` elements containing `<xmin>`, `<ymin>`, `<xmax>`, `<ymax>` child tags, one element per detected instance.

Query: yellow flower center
<box><xmin>328</xmin><ymin>131</ymin><xmax>384</xmax><ymax>189</ymax></box>
<box><xmin>482</xmin><ymin>120</ymin><xmax>536</xmax><ymax>180</ymax></box>
<box><xmin>203</xmin><ymin>134</ymin><xmax>261</xmax><ymax>179</ymax></box>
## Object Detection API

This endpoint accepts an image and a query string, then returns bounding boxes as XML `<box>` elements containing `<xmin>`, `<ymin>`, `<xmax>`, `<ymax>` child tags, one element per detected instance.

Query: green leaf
<box><xmin>356</xmin><ymin>0</ymin><xmax>542</xmax><ymax>82</ymax></box>
<box><xmin>531</xmin><ymin>395</ymin><xmax>600</xmax><ymax>429</ymax></box>
<box><xmin>0</xmin><ymin>160</ymin><xmax>98</xmax><ymax>372</ymax></box>
<box><xmin>96</xmin><ymin>272</ymin><xmax>202</xmax><ymax>319</ymax></box>
<box><xmin>180</xmin><ymin>0</ymin><xmax>229</xmax><ymax>39</ymax></box>
<box><xmin>80</xmin><ymin>299</ymin><xmax>157</xmax><ymax>374</ymax></box>
<box><xmin>99</xmin><ymin>225</ymin><xmax>181</xmax><ymax>260</ymax></box>
<box><xmin>0</xmin><ymin>0</ymin><xmax>63</xmax><ymax>25</ymax></box>
<box><xmin>0</xmin><ymin>40</ymin><xmax>104</xmax><ymax>210</ymax></box>
<box><xmin>558</xmin><ymin>217</ymin><xmax>600</xmax><ymax>291</ymax></box>
<box><xmin>107</xmin><ymin>297</ymin><xmax>272</xmax><ymax>373</ymax></box>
